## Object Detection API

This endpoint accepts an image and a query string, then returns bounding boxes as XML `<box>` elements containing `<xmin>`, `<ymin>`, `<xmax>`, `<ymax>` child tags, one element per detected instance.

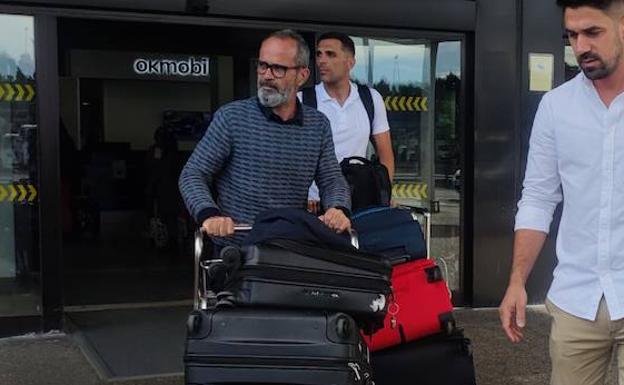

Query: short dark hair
<box><xmin>317</xmin><ymin>32</ymin><xmax>356</xmax><ymax>56</ymax></box>
<box><xmin>264</xmin><ymin>29</ymin><xmax>310</xmax><ymax>68</ymax></box>
<box><xmin>556</xmin><ymin>0</ymin><xmax>623</xmax><ymax>10</ymax></box>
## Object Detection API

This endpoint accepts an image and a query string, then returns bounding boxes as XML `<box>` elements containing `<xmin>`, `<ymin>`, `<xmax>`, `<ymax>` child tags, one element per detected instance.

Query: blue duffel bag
<box><xmin>352</xmin><ymin>206</ymin><xmax>428</xmax><ymax>264</ymax></box>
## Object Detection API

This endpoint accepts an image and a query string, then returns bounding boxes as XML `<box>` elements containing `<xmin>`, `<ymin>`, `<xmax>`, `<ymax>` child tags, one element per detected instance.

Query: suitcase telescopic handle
<box><xmin>399</xmin><ymin>205</ymin><xmax>431</xmax><ymax>258</ymax></box>
<box><xmin>396</xmin><ymin>206</ymin><xmax>450</xmax><ymax>298</ymax></box>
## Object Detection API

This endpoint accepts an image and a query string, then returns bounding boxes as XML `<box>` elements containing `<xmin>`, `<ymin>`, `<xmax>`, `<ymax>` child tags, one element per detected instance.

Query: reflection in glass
<box><xmin>0</xmin><ymin>14</ymin><xmax>40</xmax><ymax>317</ymax></box>
<box><xmin>352</xmin><ymin>37</ymin><xmax>432</xmax><ymax>179</ymax></box>
<box><xmin>351</xmin><ymin>36</ymin><xmax>462</xmax><ymax>292</ymax></box>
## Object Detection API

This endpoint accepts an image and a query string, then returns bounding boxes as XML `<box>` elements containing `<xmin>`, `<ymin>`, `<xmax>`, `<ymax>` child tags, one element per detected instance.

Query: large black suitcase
<box><xmin>185</xmin><ymin>308</ymin><xmax>373</xmax><ymax>385</ymax></box>
<box><xmin>224</xmin><ymin>239</ymin><xmax>392</xmax><ymax>331</ymax></box>
<box><xmin>371</xmin><ymin>330</ymin><xmax>477</xmax><ymax>385</ymax></box>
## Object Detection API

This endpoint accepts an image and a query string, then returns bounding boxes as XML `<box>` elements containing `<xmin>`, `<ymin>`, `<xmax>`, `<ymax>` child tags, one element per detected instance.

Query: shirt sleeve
<box><xmin>314</xmin><ymin>116</ymin><xmax>351</xmax><ymax>212</ymax></box>
<box><xmin>370</xmin><ymin>88</ymin><xmax>390</xmax><ymax>135</ymax></box>
<box><xmin>515</xmin><ymin>94</ymin><xmax>562</xmax><ymax>233</ymax></box>
<box><xmin>178</xmin><ymin>107</ymin><xmax>232</xmax><ymax>224</ymax></box>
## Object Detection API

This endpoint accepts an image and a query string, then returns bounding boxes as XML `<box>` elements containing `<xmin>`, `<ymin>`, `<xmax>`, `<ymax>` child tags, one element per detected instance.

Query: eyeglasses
<box><xmin>256</xmin><ymin>60</ymin><xmax>301</xmax><ymax>79</ymax></box>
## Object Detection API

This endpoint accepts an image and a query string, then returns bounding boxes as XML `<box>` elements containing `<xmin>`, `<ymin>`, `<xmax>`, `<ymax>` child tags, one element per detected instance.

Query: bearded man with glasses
<box><xmin>179</xmin><ymin>29</ymin><xmax>351</xmax><ymax>248</ymax></box>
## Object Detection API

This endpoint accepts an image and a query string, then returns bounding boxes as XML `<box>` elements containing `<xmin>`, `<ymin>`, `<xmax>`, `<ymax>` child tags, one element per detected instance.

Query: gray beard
<box><xmin>580</xmin><ymin>47</ymin><xmax>622</xmax><ymax>81</ymax></box>
<box><xmin>582</xmin><ymin>63</ymin><xmax>612</xmax><ymax>80</ymax></box>
<box><xmin>257</xmin><ymin>86</ymin><xmax>290</xmax><ymax>107</ymax></box>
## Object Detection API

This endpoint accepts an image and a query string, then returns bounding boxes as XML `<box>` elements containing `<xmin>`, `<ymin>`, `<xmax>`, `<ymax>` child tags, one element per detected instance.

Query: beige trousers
<box><xmin>546</xmin><ymin>298</ymin><xmax>624</xmax><ymax>385</ymax></box>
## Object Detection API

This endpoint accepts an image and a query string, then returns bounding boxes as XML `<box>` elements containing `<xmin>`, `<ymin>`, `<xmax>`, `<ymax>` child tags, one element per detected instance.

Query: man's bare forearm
<box><xmin>509</xmin><ymin>229</ymin><xmax>548</xmax><ymax>286</ymax></box>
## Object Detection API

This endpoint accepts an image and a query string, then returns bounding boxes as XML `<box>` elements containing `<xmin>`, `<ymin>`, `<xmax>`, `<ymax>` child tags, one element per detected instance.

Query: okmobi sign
<box><xmin>69</xmin><ymin>50</ymin><xmax>211</xmax><ymax>82</ymax></box>
<box><xmin>133</xmin><ymin>57</ymin><xmax>209</xmax><ymax>77</ymax></box>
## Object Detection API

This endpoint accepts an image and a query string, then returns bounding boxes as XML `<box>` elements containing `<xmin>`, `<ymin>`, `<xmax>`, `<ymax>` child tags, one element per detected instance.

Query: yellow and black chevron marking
<box><xmin>383</xmin><ymin>96</ymin><xmax>428</xmax><ymax>112</ymax></box>
<box><xmin>0</xmin><ymin>183</ymin><xmax>38</xmax><ymax>203</ymax></box>
<box><xmin>392</xmin><ymin>183</ymin><xmax>428</xmax><ymax>200</ymax></box>
<box><xmin>0</xmin><ymin>83</ymin><xmax>36</xmax><ymax>102</ymax></box>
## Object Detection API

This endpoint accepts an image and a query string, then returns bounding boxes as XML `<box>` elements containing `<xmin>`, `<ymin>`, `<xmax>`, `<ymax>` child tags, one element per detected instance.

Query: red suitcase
<box><xmin>363</xmin><ymin>258</ymin><xmax>455</xmax><ymax>352</ymax></box>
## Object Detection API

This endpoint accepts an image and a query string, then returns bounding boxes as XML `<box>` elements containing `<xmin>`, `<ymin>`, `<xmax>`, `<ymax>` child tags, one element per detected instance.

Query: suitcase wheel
<box><xmin>220</xmin><ymin>246</ymin><xmax>242</xmax><ymax>270</ymax></box>
<box><xmin>336</xmin><ymin>315</ymin><xmax>353</xmax><ymax>339</ymax></box>
<box><xmin>206</xmin><ymin>263</ymin><xmax>228</xmax><ymax>281</ymax></box>
<box><xmin>216</xmin><ymin>291</ymin><xmax>234</xmax><ymax>300</ymax></box>
<box><xmin>187</xmin><ymin>312</ymin><xmax>201</xmax><ymax>334</ymax></box>
<box><xmin>425</xmin><ymin>266</ymin><xmax>443</xmax><ymax>283</ymax></box>
<box><xmin>215</xmin><ymin>298</ymin><xmax>235</xmax><ymax>308</ymax></box>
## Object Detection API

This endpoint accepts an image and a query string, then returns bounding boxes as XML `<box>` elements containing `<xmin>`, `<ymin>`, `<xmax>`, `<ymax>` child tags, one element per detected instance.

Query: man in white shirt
<box><xmin>499</xmin><ymin>1</ymin><xmax>624</xmax><ymax>383</ymax></box>
<box><xmin>300</xmin><ymin>32</ymin><xmax>395</xmax><ymax>213</ymax></box>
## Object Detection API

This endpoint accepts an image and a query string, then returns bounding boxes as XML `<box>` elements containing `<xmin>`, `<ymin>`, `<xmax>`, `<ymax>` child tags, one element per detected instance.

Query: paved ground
<box><xmin>0</xmin><ymin>306</ymin><xmax>619</xmax><ymax>385</ymax></box>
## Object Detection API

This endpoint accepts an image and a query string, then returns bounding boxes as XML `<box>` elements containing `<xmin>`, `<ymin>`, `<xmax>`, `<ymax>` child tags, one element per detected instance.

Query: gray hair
<box><xmin>264</xmin><ymin>29</ymin><xmax>310</xmax><ymax>68</ymax></box>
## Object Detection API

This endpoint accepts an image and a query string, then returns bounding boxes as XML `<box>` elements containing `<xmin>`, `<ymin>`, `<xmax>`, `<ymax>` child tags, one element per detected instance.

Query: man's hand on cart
<box><xmin>202</xmin><ymin>216</ymin><xmax>235</xmax><ymax>237</ymax></box>
<box><xmin>319</xmin><ymin>208</ymin><xmax>351</xmax><ymax>233</ymax></box>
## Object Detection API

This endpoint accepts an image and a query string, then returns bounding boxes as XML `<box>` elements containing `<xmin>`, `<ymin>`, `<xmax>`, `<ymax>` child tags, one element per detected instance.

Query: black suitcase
<box><xmin>185</xmin><ymin>308</ymin><xmax>373</xmax><ymax>385</ymax></box>
<box><xmin>371</xmin><ymin>329</ymin><xmax>477</xmax><ymax>385</ymax></box>
<box><xmin>224</xmin><ymin>239</ymin><xmax>392</xmax><ymax>331</ymax></box>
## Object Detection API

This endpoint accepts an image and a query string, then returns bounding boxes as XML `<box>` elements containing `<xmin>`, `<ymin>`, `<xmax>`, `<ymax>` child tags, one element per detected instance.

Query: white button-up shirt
<box><xmin>516</xmin><ymin>72</ymin><xmax>624</xmax><ymax>321</ymax></box>
<box><xmin>298</xmin><ymin>82</ymin><xmax>390</xmax><ymax>201</ymax></box>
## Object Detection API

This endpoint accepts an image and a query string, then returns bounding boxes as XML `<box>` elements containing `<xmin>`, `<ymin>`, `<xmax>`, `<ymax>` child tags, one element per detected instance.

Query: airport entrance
<box><xmin>0</xmin><ymin>14</ymin><xmax>468</xmax><ymax>378</ymax></box>
<box><xmin>57</xmin><ymin>19</ymin><xmax>272</xmax><ymax>308</ymax></box>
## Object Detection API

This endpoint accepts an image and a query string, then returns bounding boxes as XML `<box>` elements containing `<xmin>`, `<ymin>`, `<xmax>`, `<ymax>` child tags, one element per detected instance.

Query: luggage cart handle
<box><xmin>195</xmin><ymin>224</ymin><xmax>252</xmax><ymax>260</ymax></box>
<box><xmin>194</xmin><ymin>224</ymin><xmax>251</xmax><ymax>310</ymax></box>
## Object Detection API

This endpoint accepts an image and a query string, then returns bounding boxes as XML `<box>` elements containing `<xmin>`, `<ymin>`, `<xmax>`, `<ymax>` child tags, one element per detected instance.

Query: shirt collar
<box><xmin>317</xmin><ymin>81</ymin><xmax>359</xmax><ymax>105</ymax></box>
<box><xmin>576</xmin><ymin>71</ymin><xmax>624</xmax><ymax>108</ymax></box>
<box><xmin>578</xmin><ymin>71</ymin><xmax>594</xmax><ymax>91</ymax></box>
<box><xmin>257</xmin><ymin>97</ymin><xmax>304</xmax><ymax>126</ymax></box>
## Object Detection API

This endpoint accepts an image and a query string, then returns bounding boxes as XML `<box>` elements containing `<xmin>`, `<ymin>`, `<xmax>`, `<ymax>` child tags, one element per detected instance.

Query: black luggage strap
<box><xmin>356</xmin><ymin>83</ymin><xmax>376</xmax><ymax>151</ymax></box>
<box><xmin>301</xmin><ymin>86</ymin><xmax>317</xmax><ymax>109</ymax></box>
<box><xmin>265</xmin><ymin>239</ymin><xmax>391</xmax><ymax>275</ymax></box>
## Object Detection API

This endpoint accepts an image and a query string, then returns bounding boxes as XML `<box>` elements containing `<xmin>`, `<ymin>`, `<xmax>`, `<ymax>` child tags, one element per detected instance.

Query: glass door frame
<box><xmin>0</xmin><ymin>7</ymin><xmax>62</xmax><ymax>336</ymax></box>
<box><xmin>308</xmin><ymin>29</ymin><xmax>470</xmax><ymax>304</ymax></box>
<box><xmin>0</xmin><ymin>2</ymin><xmax>473</xmax><ymax>335</ymax></box>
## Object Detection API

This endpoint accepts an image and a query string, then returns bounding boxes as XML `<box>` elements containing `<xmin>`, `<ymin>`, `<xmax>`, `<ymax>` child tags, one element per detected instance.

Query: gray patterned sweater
<box><xmin>178</xmin><ymin>97</ymin><xmax>350</xmax><ymax>246</ymax></box>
